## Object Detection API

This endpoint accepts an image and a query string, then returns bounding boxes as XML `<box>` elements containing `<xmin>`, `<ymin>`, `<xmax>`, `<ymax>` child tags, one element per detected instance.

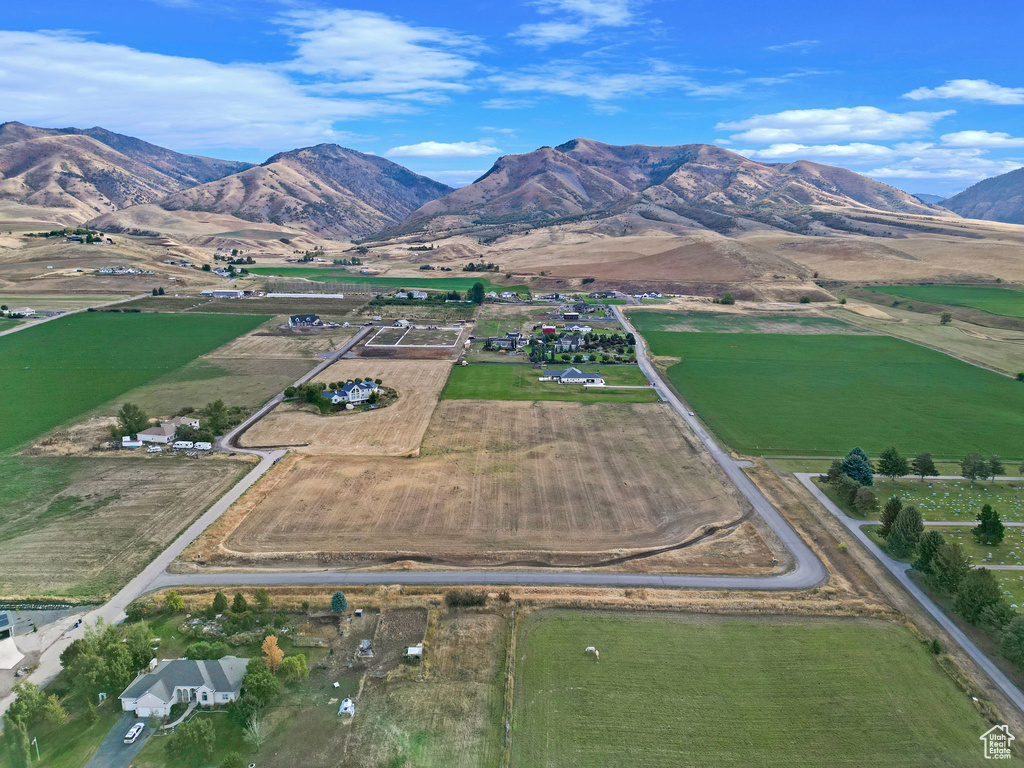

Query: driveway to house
<box><xmin>797</xmin><ymin>472</ymin><xmax>1024</xmax><ymax>715</ymax></box>
<box><xmin>83</xmin><ymin>713</ymin><xmax>151</xmax><ymax>768</ymax></box>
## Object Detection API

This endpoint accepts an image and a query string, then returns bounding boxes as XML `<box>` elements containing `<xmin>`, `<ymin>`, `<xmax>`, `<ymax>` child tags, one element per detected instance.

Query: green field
<box><xmin>871</xmin><ymin>478</ymin><xmax>1024</xmax><ymax>523</ymax></box>
<box><xmin>929</xmin><ymin>526</ymin><xmax>1024</xmax><ymax>568</ymax></box>
<box><xmin>630</xmin><ymin>315</ymin><xmax>1024</xmax><ymax>457</ymax></box>
<box><xmin>443</xmin><ymin>364</ymin><xmax>659</xmax><ymax>403</ymax></box>
<box><xmin>866</xmin><ymin>284</ymin><xmax>1024</xmax><ymax>318</ymax></box>
<box><xmin>0</xmin><ymin>312</ymin><xmax>267</xmax><ymax>451</ymax></box>
<box><xmin>248</xmin><ymin>267</ymin><xmax>528</xmax><ymax>293</ymax></box>
<box><xmin>630</xmin><ymin>310</ymin><xmax>867</xmax><ymax>334</ymax></box>
<box><xmin>512</xmin><ymin>611</ymin><xmax>996</xmax><ymax>768</ymax></box>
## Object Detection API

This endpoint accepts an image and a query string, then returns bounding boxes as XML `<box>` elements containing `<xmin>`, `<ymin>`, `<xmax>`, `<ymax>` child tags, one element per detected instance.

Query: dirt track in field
<box><xmin>218</xmin><ymin>401</ymin><xmax>758</xmax><ymax>568</ymax></box>
<box><xmin>239</xmin><ymin>359</ymin><xmax>451</xmax><ymax>456</ymax></box>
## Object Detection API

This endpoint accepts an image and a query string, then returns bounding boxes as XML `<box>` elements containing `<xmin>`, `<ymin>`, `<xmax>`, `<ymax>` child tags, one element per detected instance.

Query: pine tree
<box><xmin>232</xmin><ymin>592</ymin><xmax>248</xmax><ymax>613</ymax></box>
<box><xmin>914</xmin><ymin>530</ymin><xmax>945</xmax><ymax>573</ymax></box>
<box><xmin>879</xmin><ymin>495</ymin><xmax>903</xmax><ymax>538</ymax></box>
<box><xmin>877</xmin><ymin>446</ymin><xmax>909</xmax><ymax>481</ymax></box>
<box><xmin>973</xmin><ymin>503</ymin><xmax>1005</xmax><ymax>545</ymax></box>
<box><xmin>989</xmin><ymin>455</ymin><xmax>1006</xmax><ymax>481</ymax></box>
<box><xmin>841</xmin><ymin>447</ymin><xmax>874</xmax><ymax>486</ymax></box>
<box><xmin>933</xmin><ymin>542</ymin><xmax>971</xmax><ymax>594</ymax></box>
<box><xmin>911</xmin><ymin>452</ymin><xmax>938</xmax><ymax>481</ymax></box>
<box><xmin>331</xmin><ymin>591</ymin><xmax>347</xmax><ymax>612</ymax></box>
<box><xmin>887</xmin><ymin>504</ymin><xmax>923</xmax><ymax>558</ymax></box>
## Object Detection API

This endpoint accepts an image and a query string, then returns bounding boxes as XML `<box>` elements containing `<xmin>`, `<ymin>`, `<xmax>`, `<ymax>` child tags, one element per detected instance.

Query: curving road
<box><xmin>797</xmin><ymin>472</ymin><xmax>1024</xmax><ymax>714</ymax></box>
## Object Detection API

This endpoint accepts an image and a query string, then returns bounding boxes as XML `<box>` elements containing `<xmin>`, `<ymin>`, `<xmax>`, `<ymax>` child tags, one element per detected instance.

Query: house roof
<box><xmin>138</xmin><ymin>423</ymin><xmax>176</xmax><ymax>438</ymax></box>
<box><xmin>290</xmin><ymin>314</ymin><xmax>320</xmax><ymax>322</ymax></box>
<box><xmin>120</xmin><ymin>657</ymin><xmax>248</xmax><ymax>703</ymax></box>
<box><xmin>542</xmin><ymin>367</ymin><xmax>599</xmax><ymax>379</ymax></box>
<box><xmin>164</xmin><ymin>416</ymin><xmax>198</xmax><ymax>428</ymax></box>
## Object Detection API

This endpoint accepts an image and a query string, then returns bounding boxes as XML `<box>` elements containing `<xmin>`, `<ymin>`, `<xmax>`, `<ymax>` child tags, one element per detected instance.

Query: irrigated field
<box><xmin>0</xmin><ymin>312</ymin><xmax>268</xmax><ymax>452</ymax></box>
<box><xmin>630</xmin><ymin>312</ymin><xmax>1024</xmax><ymax>457</ymax></box>
<box><xmin>511</xmin><ymin>611</ymin><xmax>997</xmax><ymax>767</ymax></box>
<box><xmin>631</xmin><ymin>310</ymin><xmax>871</xmax><ymax>335</ymax></box>
<box><xmin>241</xmin><ymin>360</ymin><xmax>451</xmax><ymax>455</ymax></box>
<box><xmin>224</xmin><ymin>401</ymin><xmax>750</xmax><ymax>565</ymax></box>
<box><xmin>866</xmin><ymin>284</ymin><xmax>1024</xmax><ymax>318</ymax></box>
<box><xmin>444</xmin><ymin>363</ymin><xmax>660</xmax><ymax>403</ymax></box>
<box><xmin>248</xmin><ymin>267</ymin><xmax>529</xmax><ymax>294</ymax></box>
<box><xmin>0</xmin><ymin>455</ymin><xmax>250</xmax><ymax>598</ymax></box>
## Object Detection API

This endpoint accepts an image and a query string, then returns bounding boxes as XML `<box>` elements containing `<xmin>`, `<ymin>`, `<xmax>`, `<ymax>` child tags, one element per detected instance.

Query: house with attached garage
<box><xmin>553</xmin><ymin>334</ymin><xmax>583</xmax><ymax>354</ymax></box>
<box><xmin>539</xmin><ymin>367</ymin><xmax>604</xmax><ymax>385</ymax></box>
<box><xmin>119</xmin><ymin>657</ymin><xmax>248</xmax><ymax>717</ymax></box>
<box><xmin>137</xmin><ymin>415</ymin><xmax>200</xmax><ymax>444</ymax></box>
<box><xmin>325</xmin><ymin>380</ymin><xmax>379</xmax><ymax>404</ymax></box>
<box><xmin>289</xmin><ymin>314</ymin><xmax>323</xmax><ymax>327</ymax></box>
<box><xmin>487</xmin><ymin>331</ymin><xmax>526</xmax><ymax>350</ymax></box>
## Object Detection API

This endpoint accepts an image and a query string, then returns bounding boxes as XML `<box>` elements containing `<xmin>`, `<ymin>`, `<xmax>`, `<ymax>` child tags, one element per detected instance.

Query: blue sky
<box><xmin>1</xmin><ymin>0</ymin><xmax>1022</xmax><ymax>195</ymax></box>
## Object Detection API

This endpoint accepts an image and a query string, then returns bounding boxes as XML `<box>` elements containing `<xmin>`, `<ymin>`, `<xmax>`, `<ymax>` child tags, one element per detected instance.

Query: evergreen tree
<box><xmin>953</xmin><ymin>569</ymin><xmax>1002</xmax><ymax>624</ymax></box>
<box><xmin>913</xmin><ymin>530</ymin><xmax>944</xmax><ymax>573</ymax></box>
<box><xmin>887</xmin><ymin>504</ymin><xmax>923</xmax><ymax>558</ymax></box>
<box><xmin>989</xmin><ymin>455</ymin><xmax>1006</xmax><ymax>481</ymax></box>
<box><xmin>879</xmin><ymin>495</ymin><xmax>903</xmax><ymax>538</ymax></box>
<box><xmin>961</xmin><ymin>452</ymin><xmax>987</xmax><ymax>483</ymax></box>
<box><xmin>877</xmin><ymin>446</ymin><xmax>909</xmax><ymax>481</ymax></box>
<box><xmin>999</xmin><ymin>615</ymin><xmax>1024</xmax><ymax>668</ymax></box>
<box><xmin>331</xmin><ymin>591</ymin><xmax>348</xmax><ymax>612</ymax></box>
<box><xmin>232</xmin><ymin>592</ymin><xmax>248</xmax><ymax>613</ymax></box>
<box><xmin>840</xmin><ymin>447</ymin><xmax>874</xmax><ymax>486</ymax></box>
<box><xmin>973</xmin><ymin>503</ymin><xmax>1005</xmax><ymax>545</ymax></box>
<box><xmin>470</xmin><ymin>282</ymin><xmax>485</xmax><ymax>304</ymax></box>
<box><xmin>933</xmin><ymin>542</ymin><xmax>971</xmax><ymax>593</ymax></box>
<box><xmin>212</xmin><ymin>592</ymin><xmax>229</xmax><ymax>613</ymax></box>
<box><xmin>911</xmin><ymin>452</ymin><xmax>938</xmax><ymax>481</ymax></box>
<box><xmin>823</xmin><ymin>460</ymin><xmax>844</xmax><ymax>485</ymax></box>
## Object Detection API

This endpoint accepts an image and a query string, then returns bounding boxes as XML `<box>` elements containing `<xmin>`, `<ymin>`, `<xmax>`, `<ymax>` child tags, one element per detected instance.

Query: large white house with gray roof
<box><xmin>540</xmin><ymin>367</ymin><xmax>604</xmax><ymax>385</ymax></box>
<box><xmin>119</xmin><ymin>657</ymin><xmax>248</xmax><ymax>717</ymax></box>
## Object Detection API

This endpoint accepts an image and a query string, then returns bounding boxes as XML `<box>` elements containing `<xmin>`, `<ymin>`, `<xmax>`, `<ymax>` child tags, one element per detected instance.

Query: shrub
<box><xmin>445</xmin><ymin>589</ymin><xmax>487</xmax><ymax>608</ymax></box>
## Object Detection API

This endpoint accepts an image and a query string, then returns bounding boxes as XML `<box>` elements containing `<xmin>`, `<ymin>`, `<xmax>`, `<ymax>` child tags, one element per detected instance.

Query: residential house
<box><xmin>325</xmin><ymin>380</ymin><xmax>379</xmax><ymax>404</ymax></box>
<box><xmin>588</xmin><ymin>291</ymin><xmax>616</xmax><ymax>299</ymax></box>
<box><xmin>488</xmin><ymin>331</ymin><xmax>526</xmax><ymax>350</ymax></box>
<box><xmin>539</xmin><ymin>367</ymin><xmax>604</xmax><ymax>385</ymax></box>
<box><xmin>564</xmin><ymin>324</ymin><xmax>592</xmax><ymax>334</ymax></box>
<box><xmin>485</xmin><ymin>291</ymin><xmax>498</xmax><ymax>299</ymax></box>
<box><xmin>137</xmin><ymin>423</ymin><xmax>176</xmax><ymax>445</ymax></box>
<box><xmin>409</xmin><ymin>290</ymin><xmax>428</xmax><ymax>300</ymax></box>
<box><xmin>553</xmin><ymin>334</ymin><xmax>583</xmax><ymax>354</ymax></box>
<box><xmin>165</xmin><ymin>416</ymin><xmax>201</xmax><ymax>431</ymax></box>
<box><xmin>119</xmin><ymin>657</ymin><xmax>248</xmax><ymax>718</ymax></box>
<box><xmin>500</xmin><ymin>291</ymin><xmax>519</xmax><ymax>300</ymax></box>
<box><xmin>289</xmin><ymin>314</ymin><xmax>323</xmax><ymax>327</ymax></box>
<box><xmin>562</xmin><ymin>311</ymin><xmax>580</xmax><ymax>321</ymax></box>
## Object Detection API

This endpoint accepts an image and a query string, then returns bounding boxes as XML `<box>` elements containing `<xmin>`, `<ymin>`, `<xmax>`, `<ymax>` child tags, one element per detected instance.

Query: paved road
<box><xmin>0</xmin><ymin>294</ymin><xmax>148</xmax><ymax>338</ymax></box>
<box><xmin>83</xmin><ymin>713</ymin><xmax>150</xmax><ymax>768</ymax></box>
<box><xmin>796</xmin><ymin>472</ymin><xmax>1024</xmax><ymax>714</ymax></box>
<box><xmin>613</xmin><ymin>306</ymin><xmax>828</xmax><ymax>587</ymax></box>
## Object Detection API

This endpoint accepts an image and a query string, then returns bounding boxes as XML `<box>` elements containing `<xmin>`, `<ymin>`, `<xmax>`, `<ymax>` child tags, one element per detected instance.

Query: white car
<box><xmin>123</xmin><ymin>723</ymin><xmax>144</xmax><ymax>744</ymax></box>
<box><xmin>687</xmin><ymin>411</ymin><xmax>695</xmax><ymax>416</ymax></box>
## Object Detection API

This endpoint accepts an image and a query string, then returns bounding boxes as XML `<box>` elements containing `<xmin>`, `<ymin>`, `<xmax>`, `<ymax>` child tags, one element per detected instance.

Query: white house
<box><xmin>540</xmin><ymin>367</ymin><xmax>604</xmax><ymax>385</ymax></box>
<box><xmin>325</xmin><ymin>380</ymin><xmax>379</xmax><ymax>404</ymax></box>
<box><xmin>137</xmin><ymin>423</ymin><xmax>176</xmax><ymax>445</ymax></box>
<box><xmin>119</xmin><ymin>658</ymin><xmax>248</xmax><ymax>718</ymax></box>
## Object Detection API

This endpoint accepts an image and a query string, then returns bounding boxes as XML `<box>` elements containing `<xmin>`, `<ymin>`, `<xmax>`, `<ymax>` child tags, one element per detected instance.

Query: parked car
<box><xmin>123</xmin><ymin>723</ymin><xmax>144</xmax><ymax>744</ymax></box>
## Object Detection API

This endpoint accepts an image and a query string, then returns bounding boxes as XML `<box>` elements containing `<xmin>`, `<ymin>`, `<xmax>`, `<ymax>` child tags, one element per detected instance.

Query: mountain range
<box><xmin>4</xmin><ymin>121</ymin><xmax>1024</xmax><ymax>241</ymax></box>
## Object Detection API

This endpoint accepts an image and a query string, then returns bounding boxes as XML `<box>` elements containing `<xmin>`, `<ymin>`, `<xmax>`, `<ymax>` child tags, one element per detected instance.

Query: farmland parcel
<box><xmin>0</xmin><ymin>312</ymin><xmax>268</xmax><ymax>452</ymax></box>
<box><xmin>217</xmin><ymin>401</ymin><xmax>754</xmax><ymax>568</ymax></box>
<box><xmin>866</xmin><ymin>284</ymin><xmax>1024</xmax><ymax>318</ymax></box>
<box><xmin>512</xmin><ymin>611</ymin><xmax>997</xmax><ymax>768</ymax></box>
<box><xmin>629</xmin><ymin>311</ymin><xmax>1024</xmax><ymax>457</ymax></box>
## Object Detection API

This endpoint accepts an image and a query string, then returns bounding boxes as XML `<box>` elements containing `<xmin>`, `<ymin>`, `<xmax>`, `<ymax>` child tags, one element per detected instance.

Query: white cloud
<box><xmin>492</xmin><ymin>60</ymin><xmax>701</xmax><ymax>101</ymax></box>
<box><xmin>904</xmin><ymin>79</ymin><xmax>1024</xmax><ymax>105</ymax></box>
<box><xmin>738</xmin><ymin>143</ymin><xmax>897</xmax><ymax>162</ymax></box>
<box><xmin>940</xmin><ymin>130</ymin><xmax>1024</xmax><ymax>148</ymax></box>
<box><xmin>278</xmin><ymin>9</ymin><xmax>482</xmax><ymax>96</ymax></box>
<box><xmin>717</xmin><ymin>106</ymin><xmax>954</xmax><ymax>142</ymax></box>
<box><xmin>764</xmin><ymin>40</ymin><xmax>819</xmax><ymax>52</ymax></box>
<box><xmin>423</xmin><ymin>169</ymin><xmax>489</xmax><ymax>186</ymax></box>
<box><xmin>482</xmin><ymin>98</ymin><xmax>537</xmax><ymax>109</ymax></box>
<box><xmin>513</xmin><ymin>0</ymin><xmax>637</xmax><ymax>46</ymax></box>
<box><xmin>385</xmin><ymin>141</ymin><xmax>501</xmax><ymax>158</ymax></box>
<box><xmin>0</xmin><ymin>29</ymin><xmax>398</xmax><ymax>151</ymax></box>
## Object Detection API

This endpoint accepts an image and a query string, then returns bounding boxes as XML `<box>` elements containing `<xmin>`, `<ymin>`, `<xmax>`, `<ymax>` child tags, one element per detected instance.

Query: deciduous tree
<box><xmin>961</xmin><ymin>452</ymin><xmax>987</xmax><ymax>483</ymax></box>
<box><xmin>989</xmin><ymin>455</ymin><xmax>1005</xmax><ymax>481</ymax></box>
<box><xmin>261</xmin><ymin>635</ymin><xmax>283</xmax><ymax>673</ymax></box>
<box><xmin>163</xmin><ymin>590</ymin><xmax>185</xmax><ymax>613</ymax></box>
<box><xmin>114</xmin><ymin>402</ymin><xmax>149</xmax><ymax>438</ymax></box>
<box><xmin>166</xmin><ymin>717</ymin><xmax>215</xmax><ymax>766</ymax></box>
<box><xmin>933</xmin><ymin>542</ymin><xmax>972</xmax><ymax>593</ymax></box>
<box><xmin>853</xmin><ymin>487</ymin><xmax>878</xmax><ymax>517</ymax></box>
<box><xmin>279</xmin><ymin>654</ymin><xmax>309</xmax><ymax>681</ymax></box>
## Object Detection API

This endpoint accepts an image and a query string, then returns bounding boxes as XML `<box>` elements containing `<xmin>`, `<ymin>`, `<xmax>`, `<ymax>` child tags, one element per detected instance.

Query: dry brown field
<box><xmin>222</xmin><ymin>401</ymin><xmax>753</xmax><ymax>566</ymax></box>
<box><xmin>0</xmin><ymin>456</ymin><xmax>251</xmax><ymax>598</ymax></box>
<box><xmin>240</xmin><ymin>359</ymin><xmax>452</xmax><ymax>454</ymax></box>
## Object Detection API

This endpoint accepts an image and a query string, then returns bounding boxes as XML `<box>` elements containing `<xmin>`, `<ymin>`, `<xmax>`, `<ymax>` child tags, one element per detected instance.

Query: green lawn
<box><xmin>872</xmin><ymin>478</ymin><xmax>1024</xmax><ymax>523</ymax></box>
<box><xmin>928</xmin><ymin>525</ymin><xmax>1024</xmax><ymax>567</ymax></box>
<box><xmin>248</xmin><ymin>267</ymin><xmax>528</xmax><ymax>294</ymax></box>
<box><xmin>443</xmin><ymin>364</ymin><xmax>659</xmax><ymax>403</ymax></box>
<box><xmin>26</xmin><ymin>707</ymin><xmax>122</xmax><ymax>768</ymax></box>
<box><xmin>0</xmin><ymin>312</ymin><xmax>268</xmax><ymax>452</ymax></box>
<box><xmin>512</xmin><ymin>611</ymin><xmax>998</xmax><ymax>768</ymax></box>
<box><xmin>133</xmin><ymin>711</ymin><xmax>251</xmax><ymax>768</ymax></box>
<box><xmin>996</xmin><ymin>573</ymin><xmax>1024</xmax><ymax>610</ymax></box>
<box><xmin>629</xmin><ymin>323</ymin><xmax>1024</xmax><ymax>457</ymax></box>
<box><xmin>866</xmin><ymin>284</ymin><xmax>1024</xmax><ymax>318</ymax></box>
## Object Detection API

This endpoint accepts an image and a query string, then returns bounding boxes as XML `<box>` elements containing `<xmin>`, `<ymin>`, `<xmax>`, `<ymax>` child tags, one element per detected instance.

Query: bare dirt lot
<box><xmin>240</xmin><ymin>359</ymin><xmax>452</xmax><ymax>455</ymax></box>
<box><xmin>217</xmin><ymin>401</ymin><xmax>757</xmax><ymax>568</ymax></box>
